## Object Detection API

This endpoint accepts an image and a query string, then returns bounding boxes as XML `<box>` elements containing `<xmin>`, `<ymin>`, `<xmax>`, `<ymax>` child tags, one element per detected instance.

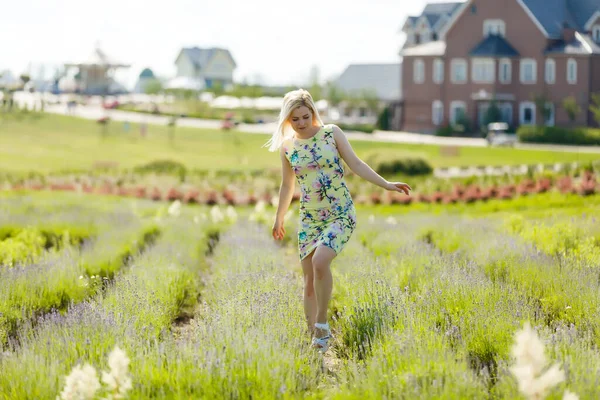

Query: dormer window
<box><xmin>594</xmin><ymin>25</ymin><xmax>600</xmax><ymax>42</ymax></box>
<box><xmin>483</xmin><ymin>19</ymin><xmax>506</xmax><ymax>37</ymax></box>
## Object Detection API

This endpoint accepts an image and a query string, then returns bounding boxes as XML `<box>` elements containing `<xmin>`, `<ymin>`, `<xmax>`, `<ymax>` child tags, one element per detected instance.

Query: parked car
<box><xmin>486</xmin><ymin>122</ymin><xmax>517</xmax><ymax>147</ymax></box>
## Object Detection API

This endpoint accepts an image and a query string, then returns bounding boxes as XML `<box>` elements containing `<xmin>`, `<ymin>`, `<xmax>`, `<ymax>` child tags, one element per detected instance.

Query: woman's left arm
<box><xmin>332</xmin><ymin>125</ymin><xmax>411</xmax><ymax>195</ymax></box>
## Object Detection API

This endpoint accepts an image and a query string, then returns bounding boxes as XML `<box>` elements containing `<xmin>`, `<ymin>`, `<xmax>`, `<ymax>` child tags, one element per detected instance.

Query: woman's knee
<box><xmin>312</xmin><ymin>255</ymin><xmax>330</xmax><ymax>276</ymax></box>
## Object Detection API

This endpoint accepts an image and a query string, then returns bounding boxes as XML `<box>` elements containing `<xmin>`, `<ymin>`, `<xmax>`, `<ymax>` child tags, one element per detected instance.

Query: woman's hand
<box><xmin>272</xmin><ymin>218</ymin><xmax>286</xmax><ymax>240</ymax></box>
<box><xmin>384</xmin><ymin>181</ymin><xmax>412</xmax><ymax>195</ymax></box>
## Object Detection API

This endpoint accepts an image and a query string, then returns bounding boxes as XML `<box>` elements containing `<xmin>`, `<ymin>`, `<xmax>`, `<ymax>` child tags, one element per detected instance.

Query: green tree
<box><xmin>562</xmin><ymin>96</ymin><xmax>581</xmax><ymax>123</ymax></box>
<box><xmin>589</xmin><ymin>92</ymin><xmax>600</xmax><ymax>126</ymax></box>
<box><xmin>361</xmin><ymin>89</ymin><xmax>380</xmax><ymax>116</ymax></box>
<box><xmin>19</xmin><ymin>74</ymin><xmax>30</xmax><ymax>86</ymax></box>
<box><xmin>324</xmin><ymin>81</ymin><xmax>344</xmax><ymax>109</ymax></box>
<box><xmin>533</xmin><ymin>94</ymin><xmax>552</xmax><ymax>126</ymax></box>
<box><xmin>144</xmin><ymin>79</ymin><xmax>163</xmax><ymax>95</ymax></box>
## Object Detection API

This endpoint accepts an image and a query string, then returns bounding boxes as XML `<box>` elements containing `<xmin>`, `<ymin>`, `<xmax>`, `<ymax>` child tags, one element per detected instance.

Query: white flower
<box><xmin>284</xmin><ymin>209</ymin><xmax>294</xmax><ymax>222</ymax></box>
<box><xmin>210</xmin><ymin>206</ymin><xmax>224</xmax><ymax>223</ymax></box>
<box><xmin>59</xmin><ymin>364</ymin><xmax>101</xmax><ymax>400</ymax></box>
<box><xmin>510</xmin><ymin>322</ymin><xmax>573</xmax><ymax>400</ymax></box>
<box><xmin>225</xmin><ymin>206</ymin><xmax>238</xmax><ymax>223</ymax></box>
<box><xmin>563</xmin><ymin>390</ymin><xmax>579</xmax><ymax>400</ymax></box>
<box><xmin>385</xmin><ymin>217</ymin><xmax>397</xmax><ymax>225</ymax></box>
<box><xmin>511</xmin><ymin>322</ymin><xmax>547</xmax><ymax>376</ymax></box>
<box><xmin>255</xmin><ymin>200</ymin><xmax>266</xmax><ymax>214</ymax></box>
<box><xmin>101</xmin><ymin>346</ymin><xmax>132</xmax><ymax>399</ymax></box>
<box><xmin>368</xmin><ymin>215</ymin><xmax>375</xmax><ymax>224</ymax></box>
<box><xmin>168</xmin><ymin>200</ymin><xmax>181</xmax><ymax>217</ymax></box>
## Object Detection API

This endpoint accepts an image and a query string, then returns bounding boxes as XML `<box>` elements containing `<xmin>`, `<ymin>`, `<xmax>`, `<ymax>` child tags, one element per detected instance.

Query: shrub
<box><xmin>367</xmin><ymin>153</ymin><xmax>433</xmax><ymax>176</ymax></box>
<box><xmin>436</xmin><ymin>124</ymin><xmax>454</xmax><ymax>137</ymax></box>
<box><xmin>337</xmin><ymin>123</ymin><xmax>376</xmax><ymax>134</ymax></box>
<box><xmin>517</xmin><ymin>126</ymin><xmax>600</xmax><ymax>146</ymax></box>
<box><xmin>133</xmin><ymin>160</ymin><xmax>187</xmax><ymax>181</ymax></box>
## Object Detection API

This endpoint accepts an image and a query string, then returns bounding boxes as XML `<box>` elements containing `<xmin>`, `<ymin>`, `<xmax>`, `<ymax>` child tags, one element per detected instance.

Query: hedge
<box><xmin>517</xmin><ymin>126</ymin><xmax>600</xmax><ymax>146</ymax></box>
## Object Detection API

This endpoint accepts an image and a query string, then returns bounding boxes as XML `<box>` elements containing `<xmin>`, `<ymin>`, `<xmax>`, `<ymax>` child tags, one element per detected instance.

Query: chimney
<box><xmin>562</xmin><ymin>22</ymin><xmax>576</xmax><ymax>42</ymax></box>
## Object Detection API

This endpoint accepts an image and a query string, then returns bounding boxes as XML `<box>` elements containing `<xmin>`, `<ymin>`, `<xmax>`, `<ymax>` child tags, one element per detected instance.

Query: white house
<box><xmin>334</xmin><ymin>63</ymin><xmax>402</xmax><ymax>126</ymax></box>
<box><xmin>172</xmin><ymin>47</ymin><xmax>236</xmax><ymax>90</ymax></box>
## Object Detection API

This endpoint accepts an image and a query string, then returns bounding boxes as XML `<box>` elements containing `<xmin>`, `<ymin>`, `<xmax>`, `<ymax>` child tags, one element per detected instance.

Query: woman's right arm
<box><xmin>272</xmin><ymin>146</ymin><xmax>295</xmax><ymax>240</ymax></box>
<box><xmin>275</xmin><ymin>146</ymin><xmax>296</xmax><ymax>221</ymax></box>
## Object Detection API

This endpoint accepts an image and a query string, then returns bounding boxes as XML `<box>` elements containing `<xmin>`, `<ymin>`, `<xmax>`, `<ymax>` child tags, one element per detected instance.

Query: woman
<box><xmin>266</xmin><ymin>89</ymin><xmax>411</xmax><ymax>352</ymax></box>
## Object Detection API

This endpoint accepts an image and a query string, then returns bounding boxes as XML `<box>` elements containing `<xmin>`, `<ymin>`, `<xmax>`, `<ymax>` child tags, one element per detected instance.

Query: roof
<box><xmin>469</xmin><ymin>35</ymin><xmax>520</xmax><ymax>57</ymax></box>
<box><xmin>402</xmin><ymin>2</ymin><xmax>461</xmax><ymax>32</ymax></box>
<box><xmin>545</xmin><ymin>31</ymin><xmax>600</xmax><ymax>54</ymax></box>
<box><xmin>65</xmin><ymin>47</ymin><xmax>129</xmax><ymax>68</ymax></box>
<box><xmin>441</xmin><ymin>0</ymin><xmax>600</xmax><ymax>39</ymax></box>
<box><xmin>422</xmin><ymin>2</ymin><xmax>462</xmax><ymax>15</ymax></box>
<box><xmin>520</xmin><ymin>0</ymin><xmax>600</xmax><ymax>37</ymax></box>
<box><xmin>569</xmin><ymin>0</ymin><xmax>600</xmax><ymax>29</ymax></box>
<box><xmin>335</xmin><ymin>63</ymin><xmax>402</xmax><ymax>101</ymax></box>
<box><xmin>139</xmin><ymin>68</ymin><xmax>155</xmax><ymax>78</ymax></box>
<box><xmin>178</xmin><ymin>47</ymin><xmax>237</xmax><ymax>69</ymax></box>
<box><xmin>400</xmin><ymin>41</ymin><xmax>446</xmax><ymax>56</ymax></box>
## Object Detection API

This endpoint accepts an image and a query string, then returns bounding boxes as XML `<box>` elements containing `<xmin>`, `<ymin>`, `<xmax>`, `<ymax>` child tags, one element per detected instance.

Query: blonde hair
<box><xmin>264</xmin><ymin>88</ymin><xmax>324</xmax><ymax>152</ymax></box>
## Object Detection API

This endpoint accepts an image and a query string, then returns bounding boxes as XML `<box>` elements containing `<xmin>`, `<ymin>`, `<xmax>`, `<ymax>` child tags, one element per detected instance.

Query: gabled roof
<box><xmin>177</xmin><ymin>47</ymin><xmax>237</xmax><ymax>69</ymax></box>
<box><xmin>336</xmin><ymin>63</ymin><xmax>402</xmax><ymax>101</ymax></box>
<box><xmin>400</xmin><ymin>41</ymin><xmax>446</xmax><ymax>57</ymax></box>
<box><xmin>469</xmin><ymin>35</ymin><xmax>520</xmax><ymax>57</ymax></box>
<box><xmin>402</xmin><ymin>2</ymin><xmax>462</xmax><ymax>34</ymax></box>
<box><xmin>520</xmin><ymin>0</ymin><xmax>579</xmax><ymax>37</ymax></box>
<box><xmin>569</xmin><ymin>0</ymin><xmax>600</xmax><ymax>30</ymax></box>
<box><xmin>440</xmin><ymin>0</ymin><xmax>600</xmax><ymax>39</ymax></box>
<box><xmin>422</xmin><ymin>2</ymin><xmax>462</xmax><ymax>15</ymax></box>
<box><xmin>545</xmin><ymin>31</ymin><xmax>600</xmax><ymax>54</ymax></box>
<box><xmin>519</xmin><ymin>0</ymin><xmax>600</xmax><ymax>37</ymax></box>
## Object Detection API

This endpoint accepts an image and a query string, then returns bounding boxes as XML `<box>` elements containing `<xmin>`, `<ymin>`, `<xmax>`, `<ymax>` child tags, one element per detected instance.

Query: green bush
<box><xmin>376</xmin><ymin>107</ymin><xmax>390</xmax><ymax>131</ymax></box>
<box><xmin>367</xmin><ymin>153</ymin><xmax>433</xmax><ymax>176</ymax></box>
<box><xmin>337</xmin><ymin>123</ymin><xmax>376</xmax><ymax>134</ymax></box>
<box><xmin>133</xmin><ymin>160</ymin><xmax>187</xmax><ymax>180</ymax></box>
<box><xmin>517</xmin><ymin>126</ymin><xmax>600</xmax><ymax>146</ymax></box>
<box><xmin>436</xmin><ymin>125</ymin><xmax>454</xmax><ymax>137</ymax></box>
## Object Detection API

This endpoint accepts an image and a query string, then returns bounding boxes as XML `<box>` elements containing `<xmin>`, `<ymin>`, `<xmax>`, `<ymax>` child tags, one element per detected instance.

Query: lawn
<box><xmin>0</xmin><ymin>113</ymin><xmax>597</xmax><ymax>174</ymax></box>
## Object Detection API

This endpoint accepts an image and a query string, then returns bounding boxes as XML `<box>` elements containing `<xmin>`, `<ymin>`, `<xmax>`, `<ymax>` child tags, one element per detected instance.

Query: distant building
<box><xmin>63</xmin><ymin>46</ymin><xmax>130</xmax><ymax>95</ymax></box>
<box><xmin>334</xmin><ymin>63</ymin><xmax>402</xmax><ymax>127</ymax></box>
<box><xmin>400</xmin><ymin>0</ymin><xmax>600</xmax><ymax>133</ymax></box>
<box><xmin>171</xmin><ymin>47</ymin><xmax>236</xmax><ymax>90</ymax></box>
<box><xmin>134</xmin><ymin>68</ymin><xmax>157</xmax><ymax>94</ymax></box>
<box><xmin>401</xmin><ymin>2</ymin><xmax>463</xmax><ymax>49</ymax></box>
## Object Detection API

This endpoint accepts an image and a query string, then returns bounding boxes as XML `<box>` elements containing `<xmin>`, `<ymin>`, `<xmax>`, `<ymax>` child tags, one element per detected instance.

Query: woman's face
<box><xmin>289</xmin><ymin>106</ymin><xmax>313</xmax><ymax>133</ymax></box>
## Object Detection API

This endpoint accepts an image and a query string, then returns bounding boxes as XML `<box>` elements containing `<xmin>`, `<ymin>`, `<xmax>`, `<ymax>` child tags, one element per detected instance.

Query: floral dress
<box><xmin>283</xmin><ymin>124</ymin><xmax>357</xmax><ymax>260</ymax></box>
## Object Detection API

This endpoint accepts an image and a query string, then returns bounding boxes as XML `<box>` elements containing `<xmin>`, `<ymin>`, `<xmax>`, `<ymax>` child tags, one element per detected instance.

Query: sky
<box><xmin>0</xmin><ymin>0</ymin><xmax>454</xmax><ymax>89</ymax></box>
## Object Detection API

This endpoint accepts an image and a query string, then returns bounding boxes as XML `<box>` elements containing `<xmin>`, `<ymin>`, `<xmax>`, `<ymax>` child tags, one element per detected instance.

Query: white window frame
<box><xmin>414</xmin><ymin>58</ymin><xmax>425</xmax><ymax>84</ymax></box>
<box><xmin>483</xmin><ymin>19</ymin><xmax>506</xmax><ymax>37</ymax></box>
<box><xmin>499</xmin><ymin>58</ymin><xmax>511</xmax><ymax>84</ymax></box>
<box><xmin>432</xmin><ymin>100</ymin><xmax>444</xmax><ymax>126</ymax></box>
<box><xmin>593</xmin><ymin>25</ymin><xmax>600</xmax><ymax>42</ymax></box>
<box><xmin>451</xmin><ymin>58</ymin><xmax>467</xmax><ymax>84</ymax></box>
<box><xmin>544</xmin><ymin>102</ymin><xmax>555</xmax><ymax>126</ymax></box>
<box><xmin>520</xmin><ymin>59</ymin><xmax>537</xmax><ymax>84</ymax></box>
<box><xmin>450</xmin><ymin>101</ymin><xmax>467</xmax><ymax>125</ymax></box>
<box><xmin>433</xmin><ymin>59</ymin><xmax>444</xmax><ymax>84</ymax></box>
<box><xmin>567</xmin><ymin>58</ymin><xmax>577</xmax><ymax>84</ymax></box>
<box><xmin>519</xmin><ymin>101</ymin><xmax>536</xmax><ymax>125</ymax></box>
<box><xmin>472</xmin><ymin>58</ymin><xmax>495</xmax><ymax>83</ymax></box>
<box><xmin>545</xmin><ymin>59</ymin><xmax>556</xmax><ymax>84</ymax></box>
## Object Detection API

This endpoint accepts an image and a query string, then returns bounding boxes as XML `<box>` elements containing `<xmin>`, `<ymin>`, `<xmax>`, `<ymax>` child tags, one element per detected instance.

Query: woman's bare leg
<box><xmin>301</xmin><ymin>250</ymin><xmax>317</xmax><ymax>334</ymax></box>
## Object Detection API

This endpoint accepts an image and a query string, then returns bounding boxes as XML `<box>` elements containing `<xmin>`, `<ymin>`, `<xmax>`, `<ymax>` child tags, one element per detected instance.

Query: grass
<box><xmin>0</xmin><ymin>113</ymin><xmax>598</xmax><ymax>174</ymax></box>
<box><xmin>2</xmin><ymin>192</ymin><xmax>600</xmax><ymax>398</ymax></box>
